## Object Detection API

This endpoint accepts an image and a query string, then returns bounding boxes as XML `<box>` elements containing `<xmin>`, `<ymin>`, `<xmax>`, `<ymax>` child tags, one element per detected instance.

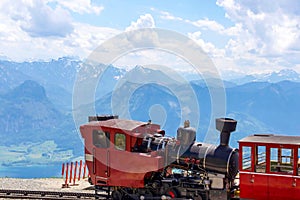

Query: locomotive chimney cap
<box><xmin>88</xmin><ymin>115</ymin><xmax>119</xmax><ymax>122</ymax></box>
<box><xmin>216</xmin><ymin>118</ymin><xmax>237</xmax><ymax>133</ymax></box>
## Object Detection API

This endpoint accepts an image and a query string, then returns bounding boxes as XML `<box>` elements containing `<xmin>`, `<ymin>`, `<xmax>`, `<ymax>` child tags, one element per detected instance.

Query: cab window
<box><xmin>93</xmin><ymin>130</ymin><xmax>110</xmax><ymax>148</ymax></box>
<box><xmin>115</xmin><ymin>133</ymin><xmax>126</xmax><ymax>151</ymax></box>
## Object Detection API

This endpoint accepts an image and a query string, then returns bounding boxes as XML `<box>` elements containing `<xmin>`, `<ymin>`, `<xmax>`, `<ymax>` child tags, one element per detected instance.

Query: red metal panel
<box><xmin>108</xmin><ymin>150</ymin><xmax>164</xmax><ymax>187</ymax></box>
<box><xmin>252</xmin><ymin>173</ymin><xmax>268</xmax><ymax>200</ymax></box>
<box><xmin>241</xmin><ymin>172</ymin><xmax>299</xmax><ymax>200</ymax></box>
<box><xmin>292</xmin><ymin>176</ymin><xmax>300</xmax><ymax>198</ymax></box>
<box><xmin>268</xmin><ymin>173</ymin><xmax>295</xmax><ymax>199</ymax></box>
<box><xmin>239</xmin><ymin>171</ymin><xmax>254</xmax><ymax>199</ymax></box>
<box><xmin>93</xmin><ymin>147</ymin><xmax>109</xmax><ymax>183</ymax></box>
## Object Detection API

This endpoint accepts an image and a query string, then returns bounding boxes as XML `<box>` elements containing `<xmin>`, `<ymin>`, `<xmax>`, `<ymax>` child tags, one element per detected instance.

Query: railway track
<box><xmin>0</xmin><ymin>189</ymin><xmax>106</xmax><ymax>199</ymax></box>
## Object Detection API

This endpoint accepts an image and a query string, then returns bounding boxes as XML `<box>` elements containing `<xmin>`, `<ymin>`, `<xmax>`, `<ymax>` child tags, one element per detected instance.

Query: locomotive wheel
<box><xmin>165</xmin><ymin>188</ymin><xmax>180</xmax><ymax>198</ymax></box>
<box><xmin>112</xmin><ymin>190</ymin><xmax>123</xmax><ymax>200</ymax></box>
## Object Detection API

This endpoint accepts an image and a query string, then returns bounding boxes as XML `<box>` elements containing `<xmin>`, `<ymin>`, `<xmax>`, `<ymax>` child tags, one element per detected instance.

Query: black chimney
<box><xmin>216</xmin><ymin>118</ymin><xmax>237</xmax><ymax>146</ymax></box>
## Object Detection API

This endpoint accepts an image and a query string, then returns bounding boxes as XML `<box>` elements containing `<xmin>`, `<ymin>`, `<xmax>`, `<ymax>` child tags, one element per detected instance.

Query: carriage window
<box><xmin>93</xmin><ymin>130</ymin><xmax>110</xmax><ymax>148</ymax></box>
<box><xmin>242</xmin><ymin>146</ymin><xmax>252</xmax><ymax>171</ymax></box>
<box><xmin>115</xmin><ymin>133</ymin><xmax>126</xmax><ymax>151</ymax></box>
<box><xmin>270</xmin><ymin>148</ymin><xmax>293</xmax><ymax>173</ymax></box>
<box><xmin>255</xmin><ymin>146</ymin><xmax>266</xmax><ymax>173</ymax></box>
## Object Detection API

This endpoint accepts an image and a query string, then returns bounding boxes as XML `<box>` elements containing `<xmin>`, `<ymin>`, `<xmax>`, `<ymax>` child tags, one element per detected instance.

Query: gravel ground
<box><xmin>0</xmin><ymin>178</ymin><xmax>94</xmax><ymax>193</ymax></box>
<box><xmin>0</xmin><ymin>178</ymin><xmax>227</xmax><ymax>199</ymax></box>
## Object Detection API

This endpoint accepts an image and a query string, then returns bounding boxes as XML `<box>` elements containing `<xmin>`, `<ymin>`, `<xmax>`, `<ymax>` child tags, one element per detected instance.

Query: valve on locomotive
<box><xmin>176</xmin><ymin>120</ymin><xmax>196</xmax><ymax>146</ymax></box>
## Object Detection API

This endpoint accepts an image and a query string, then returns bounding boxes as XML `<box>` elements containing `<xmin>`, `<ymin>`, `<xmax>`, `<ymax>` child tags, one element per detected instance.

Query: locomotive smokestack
<box><xmin>216</xmin><ymin>118</ymin><xmax>237</xmax><ymax>146</ymax></box>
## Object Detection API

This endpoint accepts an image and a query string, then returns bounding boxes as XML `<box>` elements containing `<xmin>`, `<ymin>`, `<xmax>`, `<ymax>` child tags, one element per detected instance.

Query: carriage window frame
<box><xmin>92</xmin><ymin>130</ymin><xmax>110</xmax><ymax>148</ymax></box>
<box><xmin>115</xmin><ymin>133</ymin><xmax>126</xmax><ymax>151</ymax></box>
<box><xmin>270</xmin><ymin>147</ymin><xmax>294</xmax><ymax>174</ymax></box>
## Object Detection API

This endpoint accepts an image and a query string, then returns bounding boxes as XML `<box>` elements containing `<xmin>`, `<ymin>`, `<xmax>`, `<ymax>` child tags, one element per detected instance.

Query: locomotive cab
<box><xmin>81</xmin><ymin>116</ymin><xmax>240</xmax><ymax>200</ymax></box>
<box><xmin>80</xmin><ymin>116</ymin><xmax>165</xmax><ymax>188</ymax></box>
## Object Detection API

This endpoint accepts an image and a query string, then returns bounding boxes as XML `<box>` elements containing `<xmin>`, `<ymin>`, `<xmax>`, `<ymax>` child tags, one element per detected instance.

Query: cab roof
<box><xmin>85</xmin><ymin>118</ymin><xmax>158</xmax><ymax>132</ymax></box>
<box><xmin>239</xmin><ymin>134</ymin><xmax>300</xmax><ymax>146</ymax></box>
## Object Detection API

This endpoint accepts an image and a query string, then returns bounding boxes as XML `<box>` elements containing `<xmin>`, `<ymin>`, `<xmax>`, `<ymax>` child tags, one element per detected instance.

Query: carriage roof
<box><xmin>239</xmin><ymin>134</ymin><xmax>300</xmax><ymax>146</ymax></box>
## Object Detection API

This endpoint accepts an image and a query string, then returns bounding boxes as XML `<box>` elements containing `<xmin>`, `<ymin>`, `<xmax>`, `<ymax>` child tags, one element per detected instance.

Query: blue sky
<box><xmin>0</xmin><ymin>0</ymin><xmax>299</xmax><ymax>76</ymax></box>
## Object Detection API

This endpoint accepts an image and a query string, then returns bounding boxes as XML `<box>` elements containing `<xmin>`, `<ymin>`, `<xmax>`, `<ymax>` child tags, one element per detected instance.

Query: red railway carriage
<box><xmin>239</xmin><ymin>134</ymin><xmax>300</xmax><ymax>200</ymax></box>
<box><xmin>80</xmin><ymin>116</ymin><xmax>165</xmax><ymax>188</ymax></box>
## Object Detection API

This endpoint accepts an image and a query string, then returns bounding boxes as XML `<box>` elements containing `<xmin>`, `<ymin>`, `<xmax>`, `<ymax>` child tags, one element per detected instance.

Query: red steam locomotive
<box><xmin>80</xmin><ymin>116</ymin><xmax>300</xmax><ymax>199</ymax></box>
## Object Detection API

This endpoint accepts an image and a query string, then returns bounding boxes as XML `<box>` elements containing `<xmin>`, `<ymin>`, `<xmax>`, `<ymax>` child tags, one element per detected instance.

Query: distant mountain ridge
<box><xmin>0</xmin><ymin>57</ymin><xmax>80</xmax><ymax>92</ymax></box>
<box><xmin>0</xmin><ymin>80</ymin><xmax>62</xmax><ymax>141</ymax></box>
<box><xmin>8</xmin><ymin>80</ymin><xmax>48</xmax><ymax>102</ymax></box>
<box><xmin>0</xmin><ymin>58</ymin><xmax>127</xmax><ymax>110</ymax></box>
<box><xmin>229</xmin><ymin>69</ymin><xmax>300</xmax><ymax>85</ymax></box>
<box><xmin>0</xmin><ymin>57</ymin><xmax>299</xmax><ymax>170</ymax></box>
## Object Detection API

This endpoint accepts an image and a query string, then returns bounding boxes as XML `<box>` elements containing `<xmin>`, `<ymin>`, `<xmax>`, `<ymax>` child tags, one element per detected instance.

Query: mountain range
<box><xmin>229</xmin><ymin>69</ymin><xmax>300</xmax><ymax>85</ymax></box>
<box><xmin>0</xmin><ymin>57</ymin><xmax>299</xmax><ymax>172</ymax></box>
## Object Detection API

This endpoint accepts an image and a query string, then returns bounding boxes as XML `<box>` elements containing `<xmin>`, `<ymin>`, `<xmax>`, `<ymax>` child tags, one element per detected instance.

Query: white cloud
<box><xmin>23</xmin><ymin>4</ymin><xmax>73</xmax><ymax>37</ymax></box>
<box><xmin>160</xmin><ymin>11</ymin><xmax>183</xmax><ymax>21</ymax></box>
<box><xmin>0</xmin><ymin>0</ymin><xmax>118</xmax><ymax>61</ymax></box>
<box><xmin>294</xmin><ymin>64</ymin><xmax>300</xmax><ymax>73</ymax></box>
<box><xmin>0</xmin><ymin>22</ymin><xmax>119</xmax><ymax>61</ymax></box>
<box><xmin>217</xmin><ymin>0</ymin><xmax>300</xmax><ymax>56</ymax></box>
<box><xmin>156</xmin><ymin>3</ymin><xmax>300</xmax><ymax>74</ymax></box>
<box><xmin>58</xmin><ymin>0</ymin><xmax>104</xmax><ymax>15</ymax></box>
<box><xmin>186</xmin><ymin>18</ymin><xmax>225</xmax><ymax>33</ymax></box>
<box><xmin>222</xmin><ymin>23</ymin><xmax>243</xmax><ymax>36</ymax></box>
<box><xmin>0</xmin><ymin>6</ymin><xmax>119</xmax><ymax>61</ymax></box>
<box><xmin>216</xmin><ymin>0</ymin><xmax>241</xmax><ymax>15</ymax></box>
<box><xmin>62</xmin><ymin>23</ymin><xmax>120</xmax><ymax>59</ymax></box>
<box><xmin>188</xmin><ymin>31</ymin><xmax>225</xmax><ymax>58</ymax></box>
<box><xmin>158</xmin><ymin>10</ymin><xmax>225</xmax><ymax>34</ymax></box>
<box><xmin>125</xmin><ymin>14</ymin><xmax>155</xmax><ymax>31</ymax></box>
<box><xmin>214</xmin><ymin>0</ymin><xmax>300</xmax><ymax>74</ymax></box>
<box><xmin>0</xmin><ymin>0</ymin><xmax>73</xmax><ymax>38</ymax></box>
